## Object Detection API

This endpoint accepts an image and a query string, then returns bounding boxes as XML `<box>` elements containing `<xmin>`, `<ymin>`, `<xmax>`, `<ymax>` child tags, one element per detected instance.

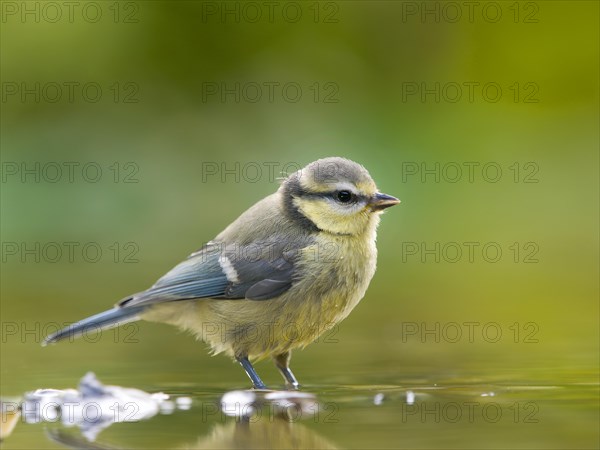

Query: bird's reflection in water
<box><xmin>47</xmin><ymin>418</ymin><xmax>337</xmax><ymax>450</ymax></box>
<box><xmin>190</xmin><ymin>418</ymin><xmax>337</xmax><ymax>450</ymax></box>
<box><xmin>44</xmin><ymin>388</ymin><xmax>337</xmax><ymax>450</ymax></box>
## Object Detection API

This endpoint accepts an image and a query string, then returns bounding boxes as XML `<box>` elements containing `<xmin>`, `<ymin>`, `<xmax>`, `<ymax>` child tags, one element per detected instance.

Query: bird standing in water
<box><xmin>44</xmin><ymin>157</ymin><xmax>400</xmax><ymax>389</ymax></box>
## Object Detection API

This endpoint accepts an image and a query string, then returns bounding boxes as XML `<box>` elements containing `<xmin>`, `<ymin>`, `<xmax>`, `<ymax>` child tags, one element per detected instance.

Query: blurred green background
<box><xmin>1</xmin><ymin>1</ymin><xmax>598</xmax><ymax>448</ymax></box>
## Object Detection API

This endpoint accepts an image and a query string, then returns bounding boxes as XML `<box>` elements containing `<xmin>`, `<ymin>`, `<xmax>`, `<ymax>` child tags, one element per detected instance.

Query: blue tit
<box><xmin>44</xmin><ymin>157</ymin><xmax>400</xmax><ymax>389</ymax></box>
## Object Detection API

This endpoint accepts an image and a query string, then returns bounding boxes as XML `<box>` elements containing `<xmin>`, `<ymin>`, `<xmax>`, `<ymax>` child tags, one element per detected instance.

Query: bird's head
<box><xmin>281</xmin><ymin>157</ymin><xmax>400</xmax><ymax>236</ymax></box>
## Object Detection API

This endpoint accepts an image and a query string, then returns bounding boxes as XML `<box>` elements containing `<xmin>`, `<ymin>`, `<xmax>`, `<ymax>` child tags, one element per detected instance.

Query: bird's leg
<box><xmin>274</xmin><ymin>351</ymin><xmax>299</xmax><ymax>389</ymax></box>
<box><xmin>236</xmin><ymin>356</ymin><xmax>267</xmax><ymax>389</ymax></box>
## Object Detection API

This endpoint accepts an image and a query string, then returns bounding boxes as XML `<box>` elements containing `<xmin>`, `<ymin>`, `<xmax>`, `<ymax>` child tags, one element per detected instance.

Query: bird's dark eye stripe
<box><xmin>291</xmin><ymin>185</ymin><xmax>364</xmax><ymax>203</ymax></box>
<box><xmin>329</xmin><ymin>190</ymin><xmax>364</xmax><ymax>203</ymax></box>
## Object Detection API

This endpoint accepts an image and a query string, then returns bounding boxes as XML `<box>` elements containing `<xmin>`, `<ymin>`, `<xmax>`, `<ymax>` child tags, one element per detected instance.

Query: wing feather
<box><xmin>118</xmin><ymin>240</ymin><xmax>307</xmax><ymax>308</ymax></box>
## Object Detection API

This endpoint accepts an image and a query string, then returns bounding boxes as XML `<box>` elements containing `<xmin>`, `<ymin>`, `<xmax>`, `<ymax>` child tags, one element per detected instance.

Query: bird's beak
<box><xmin>370</xmin><ymin>192</ymin><xmax>400</xmax><ymax>211</ymax></box>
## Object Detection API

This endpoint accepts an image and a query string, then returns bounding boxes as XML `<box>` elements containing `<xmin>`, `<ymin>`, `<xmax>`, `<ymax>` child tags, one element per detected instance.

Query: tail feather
<box><xmin>42</xmin><ymin>306</ymin><xmax>145</xmax><ymax>346</ymax></box>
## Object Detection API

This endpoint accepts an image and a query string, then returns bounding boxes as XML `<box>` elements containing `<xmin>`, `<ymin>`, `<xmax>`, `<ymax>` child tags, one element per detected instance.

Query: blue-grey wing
<box><xmin>224</xmin><ymin>247</ymin><xmax>297</xmax><ymax>300</ymax></box>
<box><xmin>118</xmin><ymin>241</ymin><xmax>300</xmax><ymax>308</ymax></box>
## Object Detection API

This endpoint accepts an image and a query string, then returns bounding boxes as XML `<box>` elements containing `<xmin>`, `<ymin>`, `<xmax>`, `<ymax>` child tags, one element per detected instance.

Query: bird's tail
<box><xmin>42</xmin><ymin>306</ymin><xmax>146</xmax><ymax>346</ymax></box>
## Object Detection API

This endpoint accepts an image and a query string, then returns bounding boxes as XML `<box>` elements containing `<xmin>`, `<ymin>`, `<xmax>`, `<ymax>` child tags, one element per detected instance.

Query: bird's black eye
<box><xmin>336</xmin><ymin>190</ymin><xmax>354</xmax><ymax>203</ymax></box>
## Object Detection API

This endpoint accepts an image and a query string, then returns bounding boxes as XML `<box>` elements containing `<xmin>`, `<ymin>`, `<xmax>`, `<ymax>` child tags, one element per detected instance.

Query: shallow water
<box><xmin>3</xmin><ymin>356</ymin><xmax>598</xmax><ymax>449</ymax></box>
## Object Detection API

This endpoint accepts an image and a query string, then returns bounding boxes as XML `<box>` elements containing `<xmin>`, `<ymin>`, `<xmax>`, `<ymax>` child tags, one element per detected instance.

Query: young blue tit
<box><xmin>44</xmin><ymin>157</ymin><xmax>400</xmax><ymax>389</ymax></box>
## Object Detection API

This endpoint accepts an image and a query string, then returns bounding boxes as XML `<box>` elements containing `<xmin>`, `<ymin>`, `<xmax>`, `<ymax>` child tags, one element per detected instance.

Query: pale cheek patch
<box><xmin>295</xmin><ymin>197</ymin><xmax>366</xmax><ymax>235</ymax></box>
<box><xmin>294</xmin><ymin>197</ymin><xmax>325</xmax><ymax>224</ymax></box>
<box><xmin>219</xmin><ymin>256</ymin><xmax>240</xmax><ymax>284</ymax></box>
